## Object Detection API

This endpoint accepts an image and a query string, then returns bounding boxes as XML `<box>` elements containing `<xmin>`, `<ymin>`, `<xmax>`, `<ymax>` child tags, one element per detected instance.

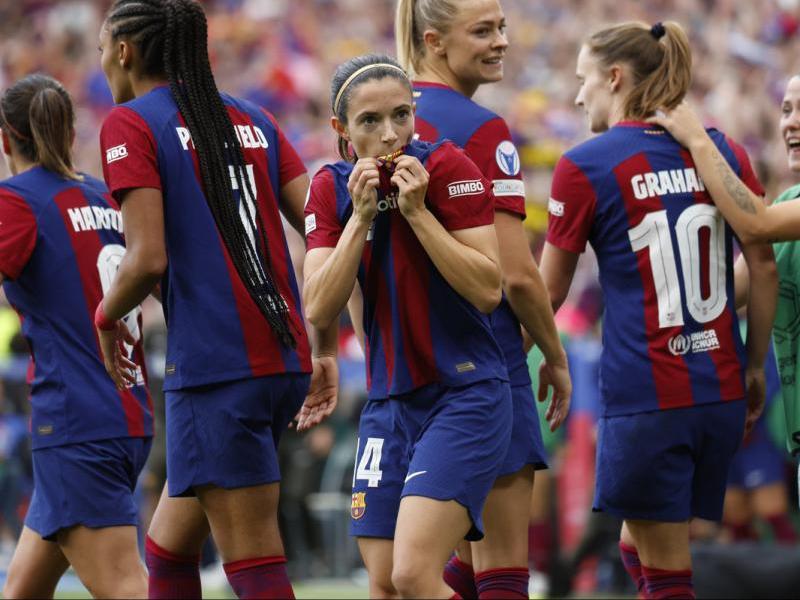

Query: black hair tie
<box><xmin>651</xmin><ymin>22</ymin><xmax>666</xmax><ymax>40</ymax></box>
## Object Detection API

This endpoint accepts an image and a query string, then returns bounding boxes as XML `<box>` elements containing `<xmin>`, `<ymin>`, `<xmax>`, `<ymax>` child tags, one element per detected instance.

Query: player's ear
<box><xmin>608</xmin><ymin>64</ymin><xmax>624</xmax><ymax>93</ymax></box>
<box><xmin>1</xmin><ymin>130</ymin><xmax>10</xmax><ymax>157</ymax></box>
<box><xmin>423</xmin><ymin>28</ymin><xmax>446</xmax><ymax>57</ymax></box>
<box><xmin>118</xmin><ymin>39</ymin><xmax>133</xmax><ymax>70</ymax></box>
<box><xmin>331</xmin><ymin>116</ymin><xmax>350</xmax><ymax>142</ymax></box>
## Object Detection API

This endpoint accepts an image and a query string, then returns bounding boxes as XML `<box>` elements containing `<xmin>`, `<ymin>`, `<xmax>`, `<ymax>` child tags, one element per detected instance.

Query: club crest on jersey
<box><xmin>447</xmin><ymin>180</ymin><xmax>485</xmax><ymax>199</ymax></box>
<box><xmin>105</xmin><ymin>143</ymin><xmax>128</xmax><ymax>164</ymax></box>
<box><xmin>495</xmin><ymin>141</ymin><xmax>520</xmax><ymax>176</ymax></box>
<box><xmin>668</xmin><ymin>330</ymin><xmax>720</xmax><ymax>356</ymax></box>
<box><xmin>351</xmin><ymin>492</ymin><xmax>367</xmax><ymax>520</ymax></box>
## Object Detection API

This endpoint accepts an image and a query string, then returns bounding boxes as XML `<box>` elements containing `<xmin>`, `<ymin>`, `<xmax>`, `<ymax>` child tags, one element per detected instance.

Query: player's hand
<box><xmin>538</xmin><ymin>353</ymin><xmax>572</xmax><ymax>432</ymax></box>
<box><xmin>347</xmin><ymin>158</ymin><xmax>380</xmax><ymax>225</ymax></box>
<box><xmin>645</xmin><ymin>100</ymin><xmax>710</xmax><ymax>151</ymax></box>
<box><xmin>392</xmin><ymin>155</ymin><xmax>429</xmax><ymax>218</ymax></box>
<box><xmin>295</xmin><ymin>354</ymin><xmax>339</xmax><ymax>432</ymax></box>
<box><xmin>97</xmin><ymin>320</ymin><xmax>138</xmax><ymax>390</ymax></box>
<box><xmin>743</xmin><ymin>366</ymin><xmax>766</xmax><ymax>439</ymax></box>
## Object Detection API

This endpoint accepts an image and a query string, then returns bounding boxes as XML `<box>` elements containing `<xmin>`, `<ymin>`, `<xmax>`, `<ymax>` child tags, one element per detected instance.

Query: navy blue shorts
<box><xmin>166</xmin><ymin>373</ymin><xmax>309</xmax><ymax>497</ymax></box>
<box><xmin>498</xmin><ymin>383</ymin><xmax>548</xmax><ymax>476</ymax></box>
<box><xmin>349</xmin><ymin>378</ymin><xmax>512</xmax><ymax>542</ymax></box>
<box><xmin>594</xmin><ymin>400</ymin><xmax>746</xmax><ymax>522</ymax></box>
<box><xmin>25</xmin><ymin>437</ymin><xmax>152</xmax><ymax>541</ymax></box>
<box><xmin>727</xmin><ymin>423</ymin><xmax>786</xmax><ymax>490</ymax></box>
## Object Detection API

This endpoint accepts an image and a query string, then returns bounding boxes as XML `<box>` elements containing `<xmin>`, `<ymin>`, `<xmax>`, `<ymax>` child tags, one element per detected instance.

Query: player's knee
<box><xmin>84</xmin><ymin>564</ymin><xmax>147</xmax><ymax>599</ymax></box>
<box><xmin>391</xmin><ymin>559</ymin><xmax>432</xmax><ymax>597</ymax></box>
<box><xmin>369</xmin><ymin>579</ymin><xmax>400</xmax><ymax>600</ymax></box>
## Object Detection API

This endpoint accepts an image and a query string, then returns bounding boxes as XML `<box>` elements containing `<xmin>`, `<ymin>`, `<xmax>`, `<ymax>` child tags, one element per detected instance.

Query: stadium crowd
<box><xmin>0</xmin><ymin>0</ymin><xmax>799</xmax><ymax>597</ymax></box>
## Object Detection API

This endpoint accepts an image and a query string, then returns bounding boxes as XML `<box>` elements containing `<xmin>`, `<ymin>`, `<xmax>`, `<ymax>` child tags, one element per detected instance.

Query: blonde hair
<box><xmin>586</xmin><ymin>21</ymin><xmax>692</xmax><ymax>120</ymax></box>
<box><xmin>395</xmin><ymin>0</ymin><xmax>459</xmax><ymax>77</ymax></box>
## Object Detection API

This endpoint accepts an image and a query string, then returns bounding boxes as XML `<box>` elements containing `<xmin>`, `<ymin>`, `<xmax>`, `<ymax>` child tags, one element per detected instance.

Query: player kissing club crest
<box><xmin>495</xmin><ymin>141</ymin><xmax>521</xmax><ymax>176</ymax></box>
<box><xmin>351</xmin><ymin>492</ymin><xmax>367</xmax><ymax>520</ymax></box>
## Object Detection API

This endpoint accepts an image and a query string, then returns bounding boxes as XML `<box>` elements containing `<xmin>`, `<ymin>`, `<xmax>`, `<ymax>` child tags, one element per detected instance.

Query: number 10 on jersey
<box><xmin>628</xmin><ymin>204</ymin><xmax>727</xmax><ymax>329</ymax></box>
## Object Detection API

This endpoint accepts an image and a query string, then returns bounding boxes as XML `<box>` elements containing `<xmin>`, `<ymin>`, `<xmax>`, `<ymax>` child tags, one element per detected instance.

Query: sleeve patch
<box><xmin>495</xmin><ymin>141</ymin><xmax>521</xmax><ymax>176</ymax></box>
<box><xmin>105</xmin><ymin>143</ymin><xmax>129</xmax><ymax>164</ymax></box>
<box><xmin>493</xmin><ymin>179</ymin><xmax>525</xmax><ymax>197</ymax></box>
<box><xmin>447</xmin><ymin>179</ymin><xmax>486</xmax><ymax>199</ymax></box>
<box><xmin>305</xmin><ymin>213</ymin><xmax>317</xmax><ymax>235</ymax></box>
<box><xmin>548</xmin><ymin>198</ymin><xmax>565</xmax><ymax>217</ymax></box>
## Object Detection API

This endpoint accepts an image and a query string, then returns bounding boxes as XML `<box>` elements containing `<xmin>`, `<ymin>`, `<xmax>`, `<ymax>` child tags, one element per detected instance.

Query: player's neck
<box><xmin>8</xmin><ymin>153</ymin><xmax>35</xmax><ymax>176</ymax></box>
<box><xmin>415</xmin><ymin>64</ymin><xmax>478</xmax><ymax>99</ymax></box>
<box><xmin>131</xmin><ymin>75</ymin><xmax>169</xmax><ymax>100</ymax></box>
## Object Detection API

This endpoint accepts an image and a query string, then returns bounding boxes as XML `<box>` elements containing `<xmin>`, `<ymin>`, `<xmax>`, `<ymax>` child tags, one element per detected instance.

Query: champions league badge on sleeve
<box><xmin>495</xmin><ymin>141</ymin><xmax>521</xmax><ymax>176</ymax></box>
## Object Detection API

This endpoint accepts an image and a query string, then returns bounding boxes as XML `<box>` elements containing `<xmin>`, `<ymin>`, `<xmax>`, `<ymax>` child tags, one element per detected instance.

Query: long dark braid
<box><xmin>107</xmin><ymin>0</ymin><xmax>296</xmax><ymax>347</ymax></box>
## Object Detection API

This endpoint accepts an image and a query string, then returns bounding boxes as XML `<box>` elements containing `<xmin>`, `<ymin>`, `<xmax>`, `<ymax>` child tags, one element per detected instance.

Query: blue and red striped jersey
<box><xmin>547</xmin><ymin>122</ymin><xmax>762</xmax><ymax>416</ymax></box>
<box><xmin>305</xmin><ymin>139</ymin><xmax>507</xmax><ymax>399</ymax></box>
<box><xmin>0</xmin><ymin>168</ymin><xmax>153</xmax><ymax>449</ymax></box>
<box><xmin>413</xmin><ymin>81</ymin><xmax>530</xmax><ymax>386</ymax></box>
<box><xmin>100</xmin><ymin>87</ymin><xmax>311</xmax><ymax>391</ymax></box>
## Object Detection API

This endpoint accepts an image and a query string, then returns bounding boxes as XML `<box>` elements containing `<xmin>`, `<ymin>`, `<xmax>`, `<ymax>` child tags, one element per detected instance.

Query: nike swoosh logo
<box><xmin>404</xmin><ymin>470</ymin><xmax>427</xmax><ymax>484</ymax></box>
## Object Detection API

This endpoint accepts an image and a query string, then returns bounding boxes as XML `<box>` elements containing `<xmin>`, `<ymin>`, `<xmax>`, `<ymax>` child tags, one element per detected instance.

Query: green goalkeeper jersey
<box><xmin>771</xmin><ymin>183</ymin><xmax>800</xmax><ymax>456</ymax></box>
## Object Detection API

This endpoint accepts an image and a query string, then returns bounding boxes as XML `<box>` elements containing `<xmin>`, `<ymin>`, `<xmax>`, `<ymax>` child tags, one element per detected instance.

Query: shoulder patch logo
<box><xmin>105</xmin><ymin>143</ymin><xmax>128</xmax><ymax>164</ymax></box>
<box><xmin>495</xmin><ymin>141</ymin><xmax>520</xmax><ymax>176</ymax></box>
<box><xmin>548</xmin><ymin>198</ymin><xmax>564</xmax><ymax>217</ymax></box>
<box><xmin>447</xmin><ymin>180</ymin><xmax>485</xmax><ymax>199</ymax></box>
<box><xmin>305</xmin><ymin>213</ymin><xmax>317</xmax><ymax>235</ymax></box>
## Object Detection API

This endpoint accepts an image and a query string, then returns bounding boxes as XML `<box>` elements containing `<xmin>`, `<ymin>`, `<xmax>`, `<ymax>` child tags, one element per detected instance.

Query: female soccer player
<box><xmin>94</xmin><ymin>1</ymin><xmax>331</xmax><ymax>598</ymax></box>
<box><xmin>394</xmin><ymin>1</ymin><xmax>571</xmax><ymax>597</ymax></box>
<box><xmin>650</xmin><ymin>74</ymin><xmax>800</xmax><ymax>510</ymax></box>
<box><xmin>540</xmin><ymin>21</ymin><xmax>777</xmax><ymax>598</ymax></box>
<box><xmin>0</xmin><ymin>74</ymin><xmax>153</xmax><ymax>599</ymax></box>
<box><xmin>304</xmin><ymin>53</ymin><xmax>513</xmax><ymax>598</ymax></box>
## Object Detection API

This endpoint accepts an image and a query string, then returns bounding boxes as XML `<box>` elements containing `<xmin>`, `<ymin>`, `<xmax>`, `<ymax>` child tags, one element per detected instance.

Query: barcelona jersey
<box><xmin>547</xmin><ymin>122</ymin><xmax>762</xmax><ymax>416</ymax></box>
<box><xmin>413</xmin><ymin>81</ymin><xmax>530</xmax><ymax>386</ymax></box>
<box><xmin>0</xmin><ymin>169</ymin><xmax>153</xmax><ymax>448</ymax></box>
<box><xmin>100</xmin><ymin>86</ymin><xmax>311</xmax><ymax>391</ymax></box>
<box><xmin>305</xmin><ymin>139</ymin><xmax>507</xmax><ymax>399</ymax></box>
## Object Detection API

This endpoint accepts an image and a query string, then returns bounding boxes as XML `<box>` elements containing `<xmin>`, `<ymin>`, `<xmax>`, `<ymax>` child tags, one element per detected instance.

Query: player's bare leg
<box><xmin>148</xmin><ymin>483</ymin><xmax>210</xmax><ymax>555</ymax></box>
<box><xmin>57</xmin><ymin>525</ymin><xmax>146</xmax><ymax>599</ymax></box>
<box><xmin>195</xmin><ymin>482</ymin><xmax>284</xmax><ymax>561</ymax></box>
<box><xmin>3</xmin><ymin>526</ymin><xmax>69</xmax><ymax>599</ymax></box>
<box><xmin>392</xmin><ymin>496</ymin><xmax>472</xmax><ymax>598</ymax></box>
<box><xmin>196</xmin><ymin>482</ymin><xmax>294</xmax><ymax>599</ymax></box>
<box><xmin>144</xmin><ymin>482</ymin><xmax>210</xmax><ymax>599</ymax></box>
<box><xmin>357</xmin><ymin>537</ymin><xmax>399</xmax><ymax>598</ymax></box>
<box><xmin>472</xmin><ymin>466</ymin><xmax>535</xmax><ymax>570</ymax></box>
<box><xmin>625</xmin><ymin>519</ymin><xmax>693</xmax><ymax>597</ymax></box>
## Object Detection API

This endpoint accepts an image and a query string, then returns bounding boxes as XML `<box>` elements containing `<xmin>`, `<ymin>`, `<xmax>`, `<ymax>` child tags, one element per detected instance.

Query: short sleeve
<box><xmin>261</xmin><ymin>109</ymin><xmax>307</xmax><ymax>186</ymax></box>
<box><xmin>464</xmin><ymin>117</ymin><xmax>526</xmax><ymax>219</ymax></box>
<box><xmin>100</xmin><ymin>106</ymin><xmax>161</xmax><ymax>202</ymax></box>
<box><xmin>725</xmin><ymin>136</ymin><xmax>765</xmax><ymax>197</ymax></box>
<box><xmin>0</xmin><ymin>190</ymin><xmax>37</xmax><ymax>279</ymax></box>
<box><xmin>545</xmin><ymin>155</ymin><xmax>597</xmax><ymax>254</ymax></box>
<box><xmin>305</xmin><ymin>167</ymin><xmax>344</xmax><ymax>250</ymax></box>
<box><xmin>425</xmin><ymin>142</ymin><xmax>495</xmax><ymax>231</ymax></box>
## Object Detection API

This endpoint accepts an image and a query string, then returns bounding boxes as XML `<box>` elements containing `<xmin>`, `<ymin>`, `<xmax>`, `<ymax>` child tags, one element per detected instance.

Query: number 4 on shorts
<box><xmin>353</xmin><ymin>437</ymin><xmax>384</xmax><ymax>488</ymax></box>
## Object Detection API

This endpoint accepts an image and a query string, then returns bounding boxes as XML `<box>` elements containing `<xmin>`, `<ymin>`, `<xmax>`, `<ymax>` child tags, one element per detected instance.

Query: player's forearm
<box><xmin>304</xmin><ymin>217</ymin><xmax>371</xmax><ymax>329</ymax></box>
<box><xmin>743</xmin><ymin>244</ymin><xmax>777</xmax><ymax>368</ymax></box>
<box><xmin>505</xmin><ymin>266</ymin><xmax>567</xmax><ymax>366</ymax></box>
<box><xmin>687</xmin><ymin>138</ymin><xmax>770</xmax><ymax>244</ymax></box>
<box><xmin>102</xmin><ymin>250</ymin><xmax>164</xmax><ymax>319</ymax></box>
<box><xmin>404</xmin><ymin>208</ymin><xmax>501</xmax><ymax>313</ymax></box>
